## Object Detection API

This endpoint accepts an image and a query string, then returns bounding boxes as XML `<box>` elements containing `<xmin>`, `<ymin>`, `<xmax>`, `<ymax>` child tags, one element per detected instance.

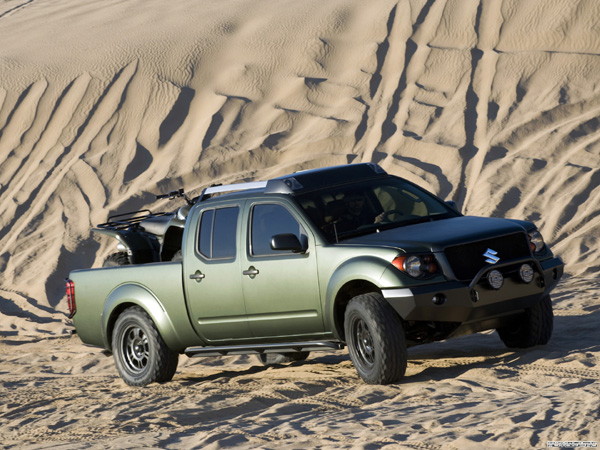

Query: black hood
<box><xmin>341</xmin><ymin>216</ymin><xmax>532</xmax><ymax>253</ymax></box>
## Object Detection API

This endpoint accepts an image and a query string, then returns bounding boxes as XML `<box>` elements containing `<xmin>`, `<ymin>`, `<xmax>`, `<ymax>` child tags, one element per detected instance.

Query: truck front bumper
<box><xmin>382</xmin><ymin>256</ymin><xmax>564</xmax><ymax>324</ymax></box>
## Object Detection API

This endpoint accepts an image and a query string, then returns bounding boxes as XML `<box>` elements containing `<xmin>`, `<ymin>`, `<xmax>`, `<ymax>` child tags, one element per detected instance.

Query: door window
<box><xmin>250</xmin><ymin>204</ymin><xmax>306</xmax><ymax>256</ymax></box>
<box><xmin>197</xmin><ymin>207</ymin><xmax>239</xmax><ymax>259</ymax></box>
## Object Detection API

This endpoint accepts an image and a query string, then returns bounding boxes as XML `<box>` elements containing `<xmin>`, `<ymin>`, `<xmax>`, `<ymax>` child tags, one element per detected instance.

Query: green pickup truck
<box><xmin>66</xmin><ymin>163</ymin><xmax>564</xmax><ymax>386</ymax></box>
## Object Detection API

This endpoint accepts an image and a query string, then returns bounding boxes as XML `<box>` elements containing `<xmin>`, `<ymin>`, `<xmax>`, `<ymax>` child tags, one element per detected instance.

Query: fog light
<box><xmin>432</xmin><ymin>294</ymin><xmax>446</xmax><ymax>305</ymax></box>
<box><xmin>487</xmin><ymin>269</ymin><xmax>504</xmax><ymax>290</ymax></box>
<box><xmin>519</xmin><ymin>264</ymin><xmax>534</xmax><ymax>283</ymax></box>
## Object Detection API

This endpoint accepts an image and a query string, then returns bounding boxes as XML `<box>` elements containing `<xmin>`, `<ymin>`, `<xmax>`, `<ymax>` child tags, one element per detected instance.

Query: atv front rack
<box><xmin>96</xmin><ymin>210</ymin><xmax>171</xmax><ymax>231</ymax></box>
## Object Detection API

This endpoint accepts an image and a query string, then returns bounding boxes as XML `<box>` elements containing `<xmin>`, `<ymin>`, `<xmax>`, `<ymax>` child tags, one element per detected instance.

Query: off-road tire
<box><xmin>497</xmin><ymin>295</ymin><xmax>554</xmax><ymax>348</ymax></box>
<box><xmin>112</xmin><ymin>306</ymin><xmax>179</xmax><ymax>386</ymax></box>
<box><xmin>256</xmin><ymin>352</ymin><xmax>310</xmax><ymax>366</ymax></box>
<box><xmin>344</xmin><ymin>292</ymin><xmax>407</xmax><ymax>384</ymax></box>
<box><xmin>103</xmin><ymin>252</ymin><xmax>130</xmax><ymax>267</ymax></box>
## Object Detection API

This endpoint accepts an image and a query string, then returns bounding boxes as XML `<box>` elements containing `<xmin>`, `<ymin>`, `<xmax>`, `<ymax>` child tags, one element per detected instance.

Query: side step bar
<box><xmin>185</xmin><ymin>341</ymin><xmax>345</xmax><ymax>358</ymax></box>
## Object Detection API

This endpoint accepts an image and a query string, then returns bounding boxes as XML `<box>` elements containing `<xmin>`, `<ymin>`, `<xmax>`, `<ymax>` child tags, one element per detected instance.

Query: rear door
<box><xmin>183</xmin><ymin>202</ymin><xmax>251</xmax><ymax>342</ymax></box>
<box><xmin>241</xmin><ymin>201</ymin><xmax>324</xmax><ymax>338</ymax></box>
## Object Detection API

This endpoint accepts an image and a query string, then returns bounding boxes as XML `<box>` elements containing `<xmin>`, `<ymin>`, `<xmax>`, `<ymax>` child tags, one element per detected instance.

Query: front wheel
<box><xmin>112</xmin><ymin>306</ymin><xmax>179</xmax><ymax>386</ymax></box>
<box><xmin>344</xmin><ymin>293</ymin><xmax>407</xmax><ymax>384</ymax></box>
<box><xmin>497</xmin><ymin>295</ymin><xmax>554</xmax><ymax>348</ymax></box>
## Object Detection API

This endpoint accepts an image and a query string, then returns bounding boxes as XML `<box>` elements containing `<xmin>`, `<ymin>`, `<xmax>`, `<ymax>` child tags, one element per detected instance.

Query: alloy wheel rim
<box><xmin>123</xmin><ymin>326</ymin><xmax>149</xmax><ymax>373</ymax></box>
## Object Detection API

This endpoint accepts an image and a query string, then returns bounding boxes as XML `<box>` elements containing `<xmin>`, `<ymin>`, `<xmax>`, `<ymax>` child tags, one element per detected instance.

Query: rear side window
<box><xmin>198</xmin><ymin>207</ymin><xmax>239</xmax><ymax>259</ymax></box>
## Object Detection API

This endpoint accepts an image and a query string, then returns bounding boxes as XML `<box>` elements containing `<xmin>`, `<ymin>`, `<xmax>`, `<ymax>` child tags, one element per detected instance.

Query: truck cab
<box><xmin>67</xmin><ymin>163</ymin><xmax>564</xmax><ymax>386</ymax></box>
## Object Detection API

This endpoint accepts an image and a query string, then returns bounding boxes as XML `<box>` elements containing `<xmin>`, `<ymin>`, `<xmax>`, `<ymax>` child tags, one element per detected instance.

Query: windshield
<box><xmin>295</xmin><ymin>176</ymin><xmax>459</xmax><ymax>242</ymax></box>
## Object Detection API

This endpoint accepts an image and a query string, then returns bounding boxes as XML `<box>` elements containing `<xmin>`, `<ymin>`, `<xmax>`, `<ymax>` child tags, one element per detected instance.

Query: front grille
<box><xmin>444</xmin><ymin>233</ymin><xmax>531</xmax><ymax>281</ymax></box>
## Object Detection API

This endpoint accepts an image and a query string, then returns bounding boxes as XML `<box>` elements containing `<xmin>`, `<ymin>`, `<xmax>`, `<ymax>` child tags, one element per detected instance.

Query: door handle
<box><xmin>243</xmin><ymin>266</ymin><xmax>259</xmax><ymax>277</ymax></box>
<box><xmin>189</xmin><ymin>270</ymin><xmax>205</xmax><ymax>282</ymax></box>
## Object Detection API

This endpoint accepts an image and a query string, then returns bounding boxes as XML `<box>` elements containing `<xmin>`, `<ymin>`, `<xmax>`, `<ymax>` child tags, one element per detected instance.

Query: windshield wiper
<box><xmin>335</xmin><ymin>225</ymin><xmax>381</xmax><ymax>241</ymax></box>
<box><xmin>332</xmin><ymin>214</ymin><xmax>454</xmax><ymax>242</ymax></box>
<box><xmin>381</xmin><ymin>214</ymin><xmax>453</xmax><ymax>230</ymax></box>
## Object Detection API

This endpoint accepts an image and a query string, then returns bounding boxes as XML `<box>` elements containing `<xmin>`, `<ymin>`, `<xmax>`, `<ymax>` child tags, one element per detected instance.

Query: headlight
<box><xmin>392</xmin><ymin>254</ymin><xmax>438</xmax><ymax>278</ymax></box>
<box><xmin>528</xmin><ymin>230</ymin><xmax>545</xmax><ymax>253</ymax></box>
<box><xmin>404</xmin><ymin>256</ymin><xmax>423</xmax><ymax>277</ymax></box>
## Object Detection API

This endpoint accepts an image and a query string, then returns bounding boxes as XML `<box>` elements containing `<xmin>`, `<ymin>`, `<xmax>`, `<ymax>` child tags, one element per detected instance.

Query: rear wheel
<box><xmin>497</xmin><ymin>295</ymin><xmax>554</xmax><ymax>348</ymax></box>
<box><xmin>344</xmin><ymin>292</ymin><xmax>407</xmax><ymax>384</ymax></box>
<box><xmin>256</xmin><ymin>352</ymin><xmax>310</xmax><ymax>366</ymax></box>
<box><xmin>112</xmin><ymin>306</ymin><xmax>179</xmax><ymax>386</ymax></box>
<box><xmin>103</xmin><ymin>252</ymin><xmax>130</xmax><ymax>267</ymax></box>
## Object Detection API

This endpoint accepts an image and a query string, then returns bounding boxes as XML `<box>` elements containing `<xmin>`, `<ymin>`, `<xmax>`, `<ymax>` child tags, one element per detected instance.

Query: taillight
<box><xmin>66</xmin><ymin>279</ymin><xmax>76</xmax><ymax>318</ymax></box>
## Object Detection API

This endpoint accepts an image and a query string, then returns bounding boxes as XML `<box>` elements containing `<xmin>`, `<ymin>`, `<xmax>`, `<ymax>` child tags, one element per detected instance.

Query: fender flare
<box><xmin>92</xmin><ymin>228</ymin><xmax>131</xmax><ymax>251</ymax></box>
<box><xmin>92</xmin><ymin>228</ymin><xmax>160</xmax><ymax>264</ymax></box>
<box><xmin>101</xmin><ymin>283</ymin><xmax>184</xmax><ymax>352</ymax></box>
<box><xmin>324</xmin><ymin>256</ymin><xmax>389</xmax><ymax>336</ymax></box>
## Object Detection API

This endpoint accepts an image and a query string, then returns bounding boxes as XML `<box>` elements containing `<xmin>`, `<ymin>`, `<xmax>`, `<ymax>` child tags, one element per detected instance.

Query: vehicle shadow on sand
<box><xmin>176</xmin><ymin>280</ymin><xmax>599</xmax><ymax>386</ymax></box>
<box><xmin>397</xmin><ymin>307</ymin><xmax>600</xmax><ymax>383</ymax></box>
<box><xmin>175</xmin><ymin>307</ymin><xmax>599</xmax><ymax>387</ymax></box>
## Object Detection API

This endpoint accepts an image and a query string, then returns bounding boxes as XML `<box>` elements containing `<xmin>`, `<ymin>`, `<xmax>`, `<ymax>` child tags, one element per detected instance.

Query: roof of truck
<box><xmin>199</xmin><ymin>163</ymin><xmax>388</xmax><ymax>202</ymax></box>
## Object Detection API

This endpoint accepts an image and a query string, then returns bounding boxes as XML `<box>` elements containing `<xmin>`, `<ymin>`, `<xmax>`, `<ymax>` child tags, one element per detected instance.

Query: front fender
<box><xmin>324</xmin><ymin>256</ymin><xmax>389</xmax><ymax>328</ymax></box>
<box><xmin>92</xmin><ymin>228</ymin><xmax>160</xmax><ymax>264</ymax></box>
<box><xmin>93</xmin><ymin>228</ymin><xmax>131</xmax><ymax>251</ymax></box>
<box><xmin>101</xmin><ymin>283</ymin><xmax>185</xmax><ymax>352</ymax></box>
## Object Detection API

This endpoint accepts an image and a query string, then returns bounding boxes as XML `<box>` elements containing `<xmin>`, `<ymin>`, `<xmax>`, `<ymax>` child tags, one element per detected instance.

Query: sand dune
<box><xmin>2</xmin><ymin>1</ymin><xmax>599</xmax><ymax>330</ymax></box>
<box><xmin>0</xmin><ymin>0</ymin><xmax>599</xmax><ymax>447</ymax></box>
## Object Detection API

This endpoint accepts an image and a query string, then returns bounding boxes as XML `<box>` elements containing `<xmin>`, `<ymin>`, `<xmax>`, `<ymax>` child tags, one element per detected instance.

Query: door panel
<box><xmin>241</xmin><ymin>203</ymin><xmax>324</xmax><ymax>338</ymax></box>
<box><xmin>184</xmin><ymin>205</ymin><xmax>251</xmax><ymax>342</ymax></box>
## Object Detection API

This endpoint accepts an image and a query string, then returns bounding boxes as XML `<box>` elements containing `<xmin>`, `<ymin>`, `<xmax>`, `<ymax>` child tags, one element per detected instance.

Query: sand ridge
<box><xmin>1</xmin><ymin>0</ymin><xmax>599</xmax><ymax>332</ymax></box>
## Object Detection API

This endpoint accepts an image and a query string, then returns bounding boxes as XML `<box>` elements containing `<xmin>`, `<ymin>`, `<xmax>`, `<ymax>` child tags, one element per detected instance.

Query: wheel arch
<box><xmin>325</xmin><ymin>255</ymin><xmax>394</xmax><ymax>340</ymax></box>
<box><xmin>332</xmin><ymin>279</ymin><xmax>382</xmax><ymax>341</ymax></box>
<box><xmin>101</xmin><ymin>284</ymin><xmax>184</xmax><ymax>352</ymax></box>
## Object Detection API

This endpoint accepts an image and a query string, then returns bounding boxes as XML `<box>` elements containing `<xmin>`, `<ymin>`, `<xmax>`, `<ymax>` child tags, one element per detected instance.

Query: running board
<box><xmin>184</xmin><ymin>341</ymin><xmax>345</xmax><ymax>357</ymax></box>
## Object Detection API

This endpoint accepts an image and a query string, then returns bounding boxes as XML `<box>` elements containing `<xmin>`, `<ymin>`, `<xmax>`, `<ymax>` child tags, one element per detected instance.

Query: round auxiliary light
<box><xmin>519</xmin><ymin>264</ymin><xmax>534</xmax><ymax>283</ymax></box>
<box><xmin>487</xmin><ymin>269</ymin><xmax>504</xmax><ymax>290</ymax></box>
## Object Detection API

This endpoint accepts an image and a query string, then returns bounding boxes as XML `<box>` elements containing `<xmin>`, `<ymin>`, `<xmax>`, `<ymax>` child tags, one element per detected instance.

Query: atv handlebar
<box><xmin>156</xmin><ymin>188</ymin><xmax>194</xmax><ymax>205</ymax></box>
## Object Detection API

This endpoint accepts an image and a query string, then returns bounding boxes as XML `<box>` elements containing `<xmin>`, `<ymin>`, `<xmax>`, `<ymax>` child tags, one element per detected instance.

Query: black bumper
<box><xmin>383</xmin><ymin>256</ymin><xmax>564</xmax><ymax>324</ymax></box>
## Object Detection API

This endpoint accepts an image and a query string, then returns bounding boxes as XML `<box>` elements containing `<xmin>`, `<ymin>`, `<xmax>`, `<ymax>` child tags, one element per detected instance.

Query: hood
<box><xmin>341</xmin><ymin>216</ymin><xmax>532</xmax><ymax>253</ymax></box>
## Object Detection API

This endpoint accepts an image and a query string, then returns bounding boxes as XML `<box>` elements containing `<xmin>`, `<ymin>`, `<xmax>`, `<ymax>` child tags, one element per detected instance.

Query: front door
<box><xmin>183</xmin><ymin>204</ymin><xmax>251</xmax><ymax>342</ymax></box>
<box><xmin>241</xmin><ymin>202</ymin><xmax>324</xmax><ymax>338</ymax></box>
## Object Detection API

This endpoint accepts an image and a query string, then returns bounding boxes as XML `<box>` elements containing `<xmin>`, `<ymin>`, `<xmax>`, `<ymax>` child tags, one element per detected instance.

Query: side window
<box><xmin>251</xmin><ymin>204</ymin><xmax>306</xmax><ymax>256</ymax></box>
<box><xmin>197</xmin><ymin>207</ymin><xmax>239</xmax><ymax>259</ymax></box>
<box><xmin>198</xmin><ymin>209</ymin><xmax>214</xmax><ymax>257</ymax></box>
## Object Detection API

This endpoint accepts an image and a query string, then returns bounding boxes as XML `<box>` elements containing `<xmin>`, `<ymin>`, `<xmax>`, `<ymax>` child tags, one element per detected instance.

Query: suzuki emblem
<box><xmin>483</xmin><ymin>248</ymin><xmax>500</xmax><ymax>264</ymax></box>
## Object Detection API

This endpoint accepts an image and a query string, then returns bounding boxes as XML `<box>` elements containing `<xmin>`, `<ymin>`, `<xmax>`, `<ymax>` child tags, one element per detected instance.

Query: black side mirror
<box><xmin>271</xmin><ymin>233</ymin><xmax>306</xmax><ymax>253</ymax></box>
